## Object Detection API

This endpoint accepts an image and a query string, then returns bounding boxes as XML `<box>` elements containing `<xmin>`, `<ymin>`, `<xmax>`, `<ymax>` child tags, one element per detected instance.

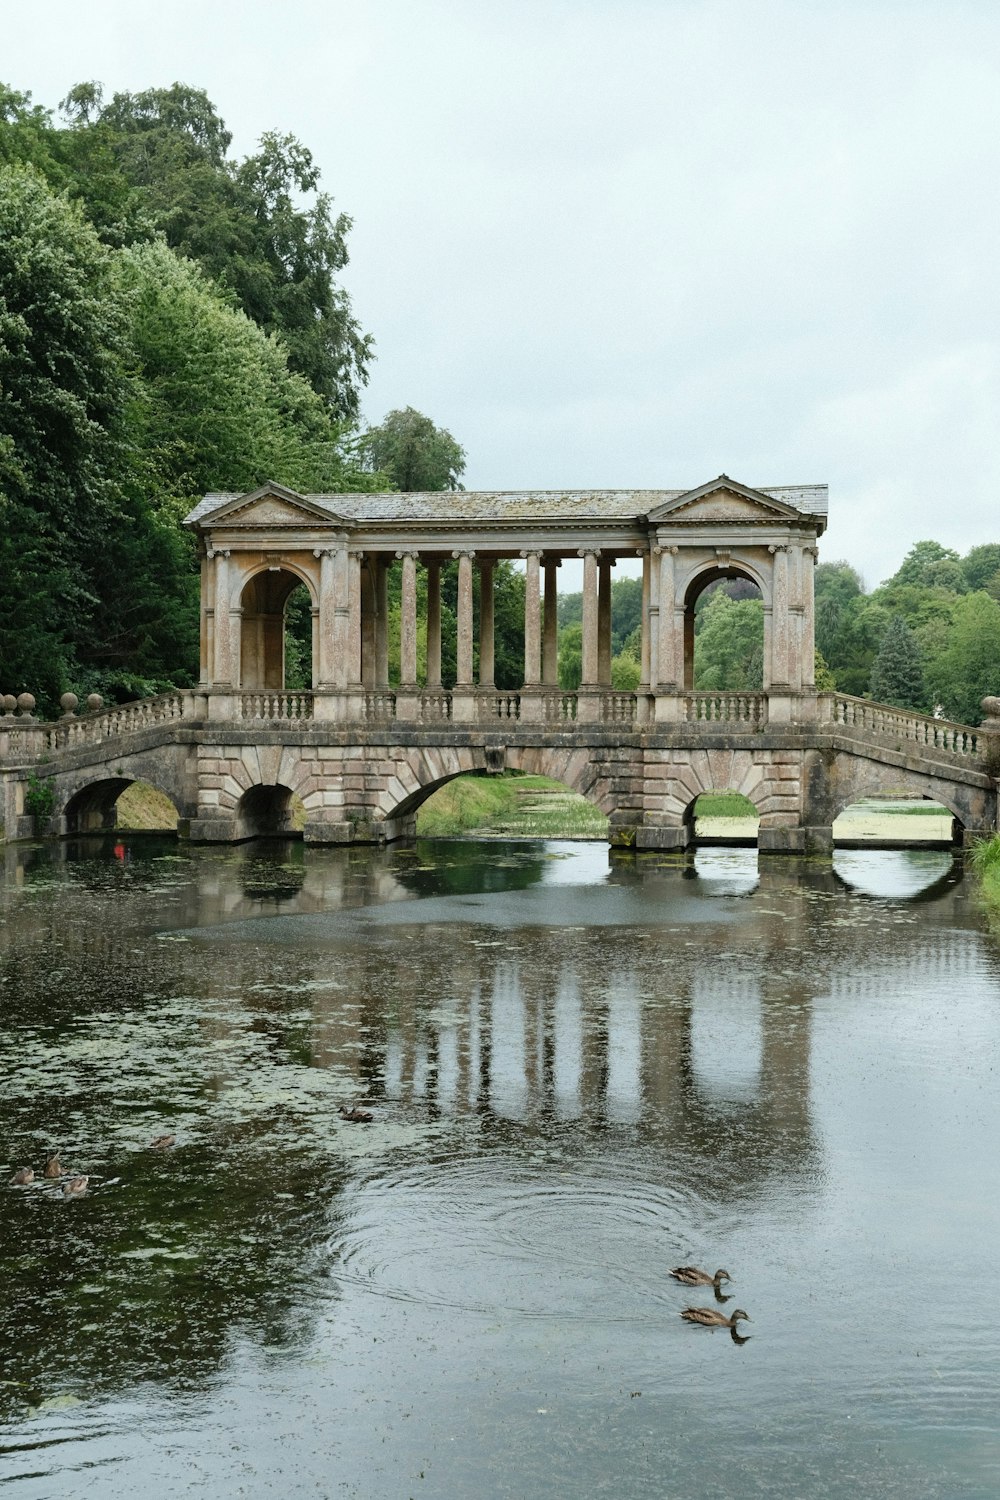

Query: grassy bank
<box><xmin>970</xmin><ymin>835</ymin><xmax>1000</xmax><ymax>921</ymax></box>
<box><xmin>416</xmin><ymin>774</ymin><xmax>608</xmax><ymax>839</ymax></box>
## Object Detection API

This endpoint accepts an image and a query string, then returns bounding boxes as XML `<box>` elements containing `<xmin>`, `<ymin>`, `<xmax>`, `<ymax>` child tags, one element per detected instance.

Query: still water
<box><xmin>1</xmin><ymin>835</ymin><xmax>998</xmax><ymax>1498</ymax></box>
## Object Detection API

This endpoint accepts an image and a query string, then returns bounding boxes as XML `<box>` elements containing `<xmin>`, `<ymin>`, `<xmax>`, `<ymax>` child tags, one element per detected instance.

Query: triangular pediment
<box><xmin>194</xmin><ymin>483</ymin><xmax>348</xmax><ymax>529</ymax></box>
<box><xmin>646</xmin><ymin>475</ymin><xmax>804</xmax><ymax>525</ymax></box>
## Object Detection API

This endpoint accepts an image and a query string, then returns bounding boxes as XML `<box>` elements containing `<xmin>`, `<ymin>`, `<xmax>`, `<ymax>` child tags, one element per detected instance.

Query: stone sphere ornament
<box><xmin>60</xmin><ymin>692</ymin><xmax>79</xmax><ymax>717</ymax></box>
<box><xmin>1</xmin><ymin>695</ymin><xmax>16</xmax><ymax>716</ymax></box>
<box><xmin>86</xmin><ymin>693</ymin><xmax>104</xmax><ymax>712</ymax></box>
<box><xmin>15</xmin><ymin>693</ymin><xmax>35</xmax><ymax>717</ymax></box>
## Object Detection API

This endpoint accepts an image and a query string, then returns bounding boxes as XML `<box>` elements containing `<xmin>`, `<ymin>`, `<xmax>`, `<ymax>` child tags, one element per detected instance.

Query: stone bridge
<box><xmin>1</xmin><ymin>474</ymin><xmax>996</xmax><ymax>851</ymax></box>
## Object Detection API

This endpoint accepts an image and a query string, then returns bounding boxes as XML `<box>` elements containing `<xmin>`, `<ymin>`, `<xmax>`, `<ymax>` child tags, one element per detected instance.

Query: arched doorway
<box><xmin>682</xmin><ymin>567</ymin><xmax>765</xmax><ymax>691</ymax></box>
<box><xmin>239</xmin><ymin>569</ymin><xmax>315</xmax><ymax>691</ymax></box>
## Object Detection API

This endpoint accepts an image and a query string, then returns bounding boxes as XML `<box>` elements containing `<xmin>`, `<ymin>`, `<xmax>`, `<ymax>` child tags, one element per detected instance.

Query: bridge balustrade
<box><xmin>240</xmin><ymin>693</ymin><xmax>313</xmax><ymax>723</ymax></box>
<box><xmin>681</xmin><ymin>693</ymin><xmax>768</xmax><ymax>725</ymax></box>
<box><xmin>830</xmin><ymin>695</ymin><xmax>981</xmax><ymax>758</ymax></box>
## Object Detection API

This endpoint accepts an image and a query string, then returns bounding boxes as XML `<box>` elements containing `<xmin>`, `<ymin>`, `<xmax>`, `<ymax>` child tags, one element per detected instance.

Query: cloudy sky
<box><xmin>7</xmin><ymin>0</ymin><xmax>999</xmax><ymax>585</ymax></box>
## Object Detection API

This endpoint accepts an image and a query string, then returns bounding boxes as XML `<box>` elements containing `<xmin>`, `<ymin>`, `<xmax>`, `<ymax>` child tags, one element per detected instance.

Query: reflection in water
<box><xmin>833</xmin><ymin>847</ymin><xmax>958</xmax><ymax>899</ymax></box>
<box><xmin>1</xmin><ymin>837</ymin><xmax>999</xmax><ymax>1498</ymax></box>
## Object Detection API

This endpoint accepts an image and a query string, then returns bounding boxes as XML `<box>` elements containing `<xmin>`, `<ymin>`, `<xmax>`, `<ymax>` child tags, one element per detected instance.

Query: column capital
<box><xmin>577</xmin><ymin>547</ymin><xmax>601</xmax><ymax>559</ymax></box>
<box><xmin>768</xmin><ymin>543</ymin><xmax>790</xmax><ymax>554</ymax></box>
<box><xmin>519</xmin><ymin>549</ymin><xmax>542</xmax><ymax>561</ymax></box>
<box><xmin>452</xmin><ymin>548</ymin><xmax>476</xmax><ymax>560</ymax></box>
<box><xmin>395</xmin><ymin>548</ymin><xmax>419</xmax><ymax>560</ymax></box>
<box><xmin>206</xmin><ymin>547</ymin><xmax>231</xmax><ymax>560</ymax></box>
<box><xmin>313</xmin><ymin>546</ymin><xmax>336</xmax><ymax>558</ymax></box>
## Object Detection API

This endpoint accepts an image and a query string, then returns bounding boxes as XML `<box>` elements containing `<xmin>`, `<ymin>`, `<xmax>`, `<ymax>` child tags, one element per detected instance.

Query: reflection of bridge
<box><xmin>1</xmin><ymin>475</ymin><xmax>997</xmax><ymax>848</ymax></box>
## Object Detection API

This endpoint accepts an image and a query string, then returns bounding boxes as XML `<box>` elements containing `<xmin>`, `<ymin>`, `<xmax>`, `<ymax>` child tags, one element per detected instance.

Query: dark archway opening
<box><xmin>240</xmin><ymin>571</ymin><xmax>315</xmax><ymax>691</ymax></box>
<box><xmin>235</xmin><ymin>783</ymin><xmax>304</xmax><ymax>841</ymax></box>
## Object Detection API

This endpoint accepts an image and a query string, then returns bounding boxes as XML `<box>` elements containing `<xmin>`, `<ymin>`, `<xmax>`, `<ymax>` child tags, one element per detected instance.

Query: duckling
<box><xmin>9</xmin><ymin>1166</ymin><xmax>34</xmax><ymax>1185</ymax></box>
<box><xmin>680</xmin><ymin>1306</ymin><xmax>750</xmax><ymax>1329</ymax></box>
<box><xmin>338</xmin><ymin>1104</ymin><xmax>373</xmax><ymax>1123</ymax></box>
<box><xmin>149</xmin><ymin>1134</ymin><xmax>176</xmax><ymax>1150</ymax></box>
<box><xmin>62</xmin><ymin>1175</ymin><xmax>89</xmax><ymax>1198</ymax></box>
<box><xmin>43</xmin><ymin>1154</ymin><xmax>62</xmax><ymax>1178</ymax></box>
<box><xmin>669</xmin><ymin>1266</ymin><xmax>731</xmax><ymax>1288</ymax></box>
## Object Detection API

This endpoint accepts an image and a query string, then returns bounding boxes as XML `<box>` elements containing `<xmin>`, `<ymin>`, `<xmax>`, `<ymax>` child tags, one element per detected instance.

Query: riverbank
<box><xmin>971</xmin><ymin>834</ymin><xmax>1000</xmax><ymax>921</ymax></box>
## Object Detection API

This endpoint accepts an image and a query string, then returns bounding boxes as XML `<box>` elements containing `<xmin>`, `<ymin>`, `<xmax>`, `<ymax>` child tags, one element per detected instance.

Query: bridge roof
<box><xmin>185</xmin><ymin>481</ymin><xmax>828</xmax><ymax>529</ymax></box>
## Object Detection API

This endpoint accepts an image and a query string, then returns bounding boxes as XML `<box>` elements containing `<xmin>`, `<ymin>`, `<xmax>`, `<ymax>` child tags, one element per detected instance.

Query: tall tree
<box><xmin>868</xmin><ymin>615</ymin><xmax>924</xmax><ymax>710</ymax></box>
<box><xmin>361</xmin><ymin>406</ymin><xmax>466</xmax><ymax>491</ymax></box>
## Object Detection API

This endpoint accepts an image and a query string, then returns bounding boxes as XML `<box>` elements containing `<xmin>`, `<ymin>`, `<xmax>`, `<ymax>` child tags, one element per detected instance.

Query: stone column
<box><xmin>398</xmin><ymin>551</ymin><xmax>418</xmax><ymax>687</ymax></box>
<box><xmin>522</xmin><ymin>552</ymin><xmax>541</xmax><ymax>686</ymax></box>
<box><xmin>347</xmin><ymin>550</ymin><xmax>363</xmax><ymax>689</ymax></box>
<box><xmin>637</xmin><ymin>548</ymin><xmax>653</xmax><ymax>723</ymax></box>
<box><xmin>580</xmin><ymin>551</ymin><xmax>599</xmax><ymax>687</ymax></box>
<box><xmin>479</xmin><ymin>559</ymin><xmax>495</xmax><ymax>690</ymax></box>
<box><xmin>426</xmin><ymin>560</ymin><xmax>442</xmax><ymax>689</ymax></box>
<box><xmin>653</xmin><ymin>547</ymin><xmax>680</xmax><ymax>720</ymax></box>
<box><xmin>452</xmin><ymin>550</ymin><xmax>477</xmax><ymax>721</ymax></box>
<box><xmin>770</xmin><ymin>544</ymin><xmax>790</xmax><ymax>688</ymax></box>
<box><xmin>542</xmin><ymin>557</ymin><xmax>560</xmax><ymax>686</ymax></box>
<box><xmin>375</xmin><ymin>557</ymin><xmax>390</xmax><ymax>690</ymax></box>
<box><xmin>212</xmin><ymin>549</ymin><xmax>233</xmax><ymax>686</ymax></box>
<box><xmin>315</xmin><ymin>548</ymin><xmax>336</xmax><ymax>688</ymax></box>
<box><xmin>597</xmin><ymin>558</ymin><xmax>612</xmax><ymax>686</ymax></box>
<box><xmin>199</xmin><ymin>553</ymin><xmax>211</xmax><ymax>684</ymax></box>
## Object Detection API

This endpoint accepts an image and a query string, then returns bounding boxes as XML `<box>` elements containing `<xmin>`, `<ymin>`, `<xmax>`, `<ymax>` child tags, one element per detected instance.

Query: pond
<box><xmin>1</xmin><ymin>835</ymin><xmax>998</xmax><ymax>1498</ymax></box>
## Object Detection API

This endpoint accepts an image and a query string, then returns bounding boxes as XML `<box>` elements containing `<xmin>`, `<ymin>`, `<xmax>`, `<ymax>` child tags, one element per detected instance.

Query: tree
<box><xmin>961</xmin><ymin>543</ymin><xmax>1000</xmax><ymax>593</ymax></box>
<box><xmin>924</xmin><ymin>591</ymin><xmax>1000</xmax><ymax>724</ymax></box>
<box><xmin>868</xmin><ymin>615</ymin><xmax>924</xmax><ymax>710</ymax></box>
<box><xmin>361</xmin><ymin>406</ymin><xmax>466</xmax><ymax>491</ymax></box>
<box><xmin>0</xmin><ymin>165</ymin><xmax>133</xmax><ymax>704</ymax></box>
<box><xmin>693</xmin><ymin>591</ymin><xmax>764</xmax><ymax>691</ymax></box>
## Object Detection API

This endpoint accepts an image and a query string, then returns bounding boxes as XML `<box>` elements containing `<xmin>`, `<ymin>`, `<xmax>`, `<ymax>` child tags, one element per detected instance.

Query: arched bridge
<box><xmin>2</xmin><ymin>474</ymin><xmax>997</xmax><ymax>850</ymax></box>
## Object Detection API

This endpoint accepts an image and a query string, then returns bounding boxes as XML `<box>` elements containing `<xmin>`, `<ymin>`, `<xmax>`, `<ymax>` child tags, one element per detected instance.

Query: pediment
<box><xmin>195</xmin><ymin>483</ymin><xmax>347</xmax><ymax>529</ymax></box>
<box><xmin>646</xmin><ymin>476</ymin><xmax>803</xmax><ymax>525</ymax></box>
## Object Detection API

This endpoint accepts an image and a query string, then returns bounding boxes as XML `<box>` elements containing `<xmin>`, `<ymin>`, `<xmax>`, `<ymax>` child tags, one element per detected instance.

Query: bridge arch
<box><xmin>234</xmin><ymin>782</ymin><xmax>302</xmax><ymax>840</ymax></box>
<box><xmin>60</xmin><ymin>774</ymin><xmax>182</xmax><ymax>835</ymax></box>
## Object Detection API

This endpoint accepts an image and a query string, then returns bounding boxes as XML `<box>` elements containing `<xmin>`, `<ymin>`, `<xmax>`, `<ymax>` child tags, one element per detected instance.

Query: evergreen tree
<box><xmin>868</xmin><ymin>615</ymin><xmax>924</xmax><ymax>710</ymax></box>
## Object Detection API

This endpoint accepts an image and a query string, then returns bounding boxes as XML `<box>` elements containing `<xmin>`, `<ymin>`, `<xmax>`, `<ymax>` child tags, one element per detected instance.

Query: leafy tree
<box><xmin>361</xmin><ymin>406</ymin><xmax>466</xmax><ymax>492</ymax></box>
<box><xmin>693</xmin><ymin>591</ymin><xmax>764</xmax><ymax>691</ymax></box>
<box><xmin>891</xmin><ymin>540</ymin><xmax>962</xmax><ymax>590</ymax></box>
<box><xmin>0</xmin><ymin>165</ymin><xmax>133</xmax><ymax>704</ymax></box>
<box><xmin>868</xmin><ymin>615</ymin><xmax>924</xmax><ymax>709</ymax></box>
<box><xmin>961</xmin><ymin>543</ymin><xmax>1000</xmax><ymax>593</ymax></box>
<box><xmin>924</xmin><ymin>591</ymin><xmax>1000</xmax><ymax>724</ymax></box>
<box><xmin>558</xmin><ymin>623</ymin><xmax>583</xmax><ymax>691</ymax></box>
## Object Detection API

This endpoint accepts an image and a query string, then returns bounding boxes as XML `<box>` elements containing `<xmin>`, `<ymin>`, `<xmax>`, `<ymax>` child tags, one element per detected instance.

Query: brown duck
<box><xmin>149</xmin><ymin>1134</ymin><xmax>176</xmax><ymax>1150</ymax></box>
<box><xmin>62</xmin><ymin>1175</ymin><xmax>89</xmax><ymax>1197</ymax></box>
<box><xmin>339</xmin><ymin>1104</ymin><xmax>374</xmax><ymax>1123</ymax></box>
<box><xmin>9</xmin><ymin>1166</ymin><xmax>34</xmax><ymax>1185</ymax></box>
<box><xmin>44</xmin><ymin>1154</ymin><xmax>62</xmax><ymax>1178</ymax></box>
<box><xmin>680</xmin><ymin>1306</ymin><xmax>751</xmax><ymax>1329</ymax></box>
<box><xmin>669</xmin><ymin>1266</ymin><xmax>731</xmax><ymax>1288</ymax></box>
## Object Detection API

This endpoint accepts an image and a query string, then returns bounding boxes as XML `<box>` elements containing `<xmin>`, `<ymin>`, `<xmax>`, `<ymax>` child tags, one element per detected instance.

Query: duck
<box><xmin>149</xmin><ymin>1134</ymin><xmax>176</xmax><ymax>1150</ymax></box>
<box><xmin>669</xmin><ymin>1266</ymin><xmax>731</xmax><ymax>1288</ymax></box>
<box><xmin>44</xmin><ymin>1154</ymin><xmax>62</xmax><ymax>1178</ymax></box>
<box><xmin>338</xmin><ymin>1104</ymin><xmax>374</xmax><ymax>1123</ymax></box>
<box><xmin>62</xmin><ymin>1175</ymin><xmax>89</xmax><ymax>1197</ymax></box>
<box><xmin>680</xmin><ymin>1306</ymin><xmax>751</xmax><ymax>1329</ymax></box>
<box><xmin>9</xmin><ymin>1166</ymin><xmax>34</xmax><ymax>1185</ymax></box>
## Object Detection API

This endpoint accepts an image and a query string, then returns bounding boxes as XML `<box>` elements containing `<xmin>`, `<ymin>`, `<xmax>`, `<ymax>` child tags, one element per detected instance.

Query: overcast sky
<box><xmin>7</xmin><ymin>0</ymin><xmax>1000</xmax><ymax>586</ymax></box>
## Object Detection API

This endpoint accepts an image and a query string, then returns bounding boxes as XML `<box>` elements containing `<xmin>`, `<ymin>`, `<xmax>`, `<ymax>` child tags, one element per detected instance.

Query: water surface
<box><xmin>1</xmin><ymin>836</ymin><xmax>998</xmax><ymax>1497</ymax></box>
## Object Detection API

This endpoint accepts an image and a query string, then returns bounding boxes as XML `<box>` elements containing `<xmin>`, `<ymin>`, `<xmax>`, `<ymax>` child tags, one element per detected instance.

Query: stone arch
<box><xmin>237</xmin><ymin>563</ymin><xmax>318</xmax><ymax>691</ymax></box>
<box><xmin>822</xmin><ymin>753</ymin><xmax>975</xmax><ymax>835</ymax></box>
<box><xmin>60</xmin><ymin>774</ymin><xmax>182</xmax><ymax>835</ymax></box>
<box><xmin>677</xmin><ymin>557</ymin><xmax>768</xmax><ymax>691</ymax></box>
<box><xmin>234</xmin><ymin>782</ymin><xmax>301</xmax><ymax>839</ymax></box>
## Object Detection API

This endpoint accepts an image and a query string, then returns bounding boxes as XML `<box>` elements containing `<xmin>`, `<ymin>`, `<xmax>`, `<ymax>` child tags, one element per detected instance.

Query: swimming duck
<box><xmin>62</xmin><ymin>1175</ymin><xmax>89</xmax><ymax>1197</ymax></box>
<box><xmin>680</xmin><ymin>1306</ymin><xmax>751</xmax><ymax>1329</ymax></box>
<box><xmin>669</xmin><ymin>1266</ymin><xmax>731</xmax><ymax>1288</ymax></box>
<box><xmin>44</xmin><ymin>1154</ymin><xmax>62</xmax><ymax>1178</ymax></box>
<box><xmin>338</xmin><ymin>1104</ymin><xmax>374</xmax><ymax>1123</ymax></box>
<box><xmin>149</xmin><ymin>1134</ymin><xmax>176</xmax><ymax>1150</ymax></box>
<box><xmin>9</xmin><ymin>1166</ymin><xmax>34</xmax><ymax>1185</ymax></box>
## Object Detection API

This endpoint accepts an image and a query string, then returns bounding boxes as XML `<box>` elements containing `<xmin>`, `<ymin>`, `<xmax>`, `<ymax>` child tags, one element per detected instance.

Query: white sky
<box><xmin>7</xmin><ymin>0</ymin><xmax>1000</xmax><ymax>587</ymax></box>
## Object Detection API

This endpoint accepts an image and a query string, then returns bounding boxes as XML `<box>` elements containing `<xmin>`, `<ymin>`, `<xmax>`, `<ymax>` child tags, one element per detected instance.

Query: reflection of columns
<box><xmin>543</xmin><ymin>558</ymin><xmax>560</xmax><ymax>685</ymax></box>
<box><xmin>347</xmin><ymin>550</ymin><xmax>363</xmax><ymax>687</ymax></box>
<box><xmin>657</xmin><ymin>547</ymin><xmax>678</xmax><ymax>689</ymax></box>
<box><xmin>522</xmin><ymin>551</ymin><xmax>541</xmax><ymax>686</ymax></box>
<box><xmin>426</xmin><ymin>559</ymin><xmax>442</xmax><ymax>689</ymax></box>
<box><xmin>479</xmin><ymin>559</ymin><xmax>495</xmax><ymax>689</ymax></box>
<box><xmin>455</xmin><ymin>550</ymin><xmax>475</xmax><ymax>686</ymax></box>
<box><xmin>580</xmin><ymin>550</ymin><xmax>599</xmax><ymax>687</ymax></box>
<box><xmin>398</xmin><ymin>550</ymin><xmax>418</xmax><ymax>687</ymax></box>
<box><xmin>212</xmin><ymin>549</ymin><xmax>233</xmax><ymax>685</ymax></box>
<box><xmin>598</xmin><ymin>558</ymin><xmax>612</xmax><ymax>685</ymax></box>
<box><xmin>375</xmin><ymin>558</ymin><xmax>390</xmax><ymax>689</ymax></box>
<box><xmin>770</xmin><ymin>544</ymin><xmax>789</xmax><ymax>688</ymax></box>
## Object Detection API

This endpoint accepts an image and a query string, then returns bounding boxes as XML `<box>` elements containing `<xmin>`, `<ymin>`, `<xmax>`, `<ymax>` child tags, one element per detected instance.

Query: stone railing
<box><xmin>240</xmin><ymin>693</ymin><xmax>314</xmax><ymax>722</ymax></box>
<box><xmin>829</xmin><ymin>695</ymin><xmax>980</xmax><ymax>758</ymax></box>
<box><xmin>483</xmin><ymin>693</ymin><xmax>520</xmax><ymax>721</ymax></box>
<box><xmin>363</xmin><ymin>691</ymin><xmax>396</xmax><ymax>724</ymax></box>
<box><xmin>419</xmin><ymin>691</ymin><xmax>452</xmax><ymax>722</ymax></box>
<box><xmin>681</xmin><ymin>693</ymin><xmax>767</xmax><ymax>726</ymax></box>
<box><xmin>542</xmin><ymin>692</ymin><xmax>578</xmax><ymax>723</ymax></box>
<box><xmin>600</xmin><ymin>692</ymin><xmax>637</xmax><ymax>724</ymax></box>
<box><xmin>46</xmin><ymin>691</ymin><xmax>196</xmax><ymax>749</ymax></box>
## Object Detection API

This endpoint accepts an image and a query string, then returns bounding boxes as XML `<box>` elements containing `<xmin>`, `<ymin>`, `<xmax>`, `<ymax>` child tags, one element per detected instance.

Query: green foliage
<box><xmin>24</xmin><ymin>771</ymin><xmax>55</xmax><ymax>822</ymax></box>
<box><xmin>923</xmin><ymin>591</ymin><xmax>1000</xmax><ymax>724</ymax></box>
<box><xmin>360</xmin><ymin>406</ymin><xmax>466</xmax><ymax>492</ymax></box>
<box><xmin>558</xmin><ymin>622</ymin><xmax>583</xmax><ymax>691</ymax></box>
<box><xmin>868</xmin><ymin>614</ymin><xmax>924</xmax><ymax>710</ymax></box>
<box><xmin>693</xmin><ymin>591</ymin><xmax>764</xmax><ymax>691</ymax></box>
